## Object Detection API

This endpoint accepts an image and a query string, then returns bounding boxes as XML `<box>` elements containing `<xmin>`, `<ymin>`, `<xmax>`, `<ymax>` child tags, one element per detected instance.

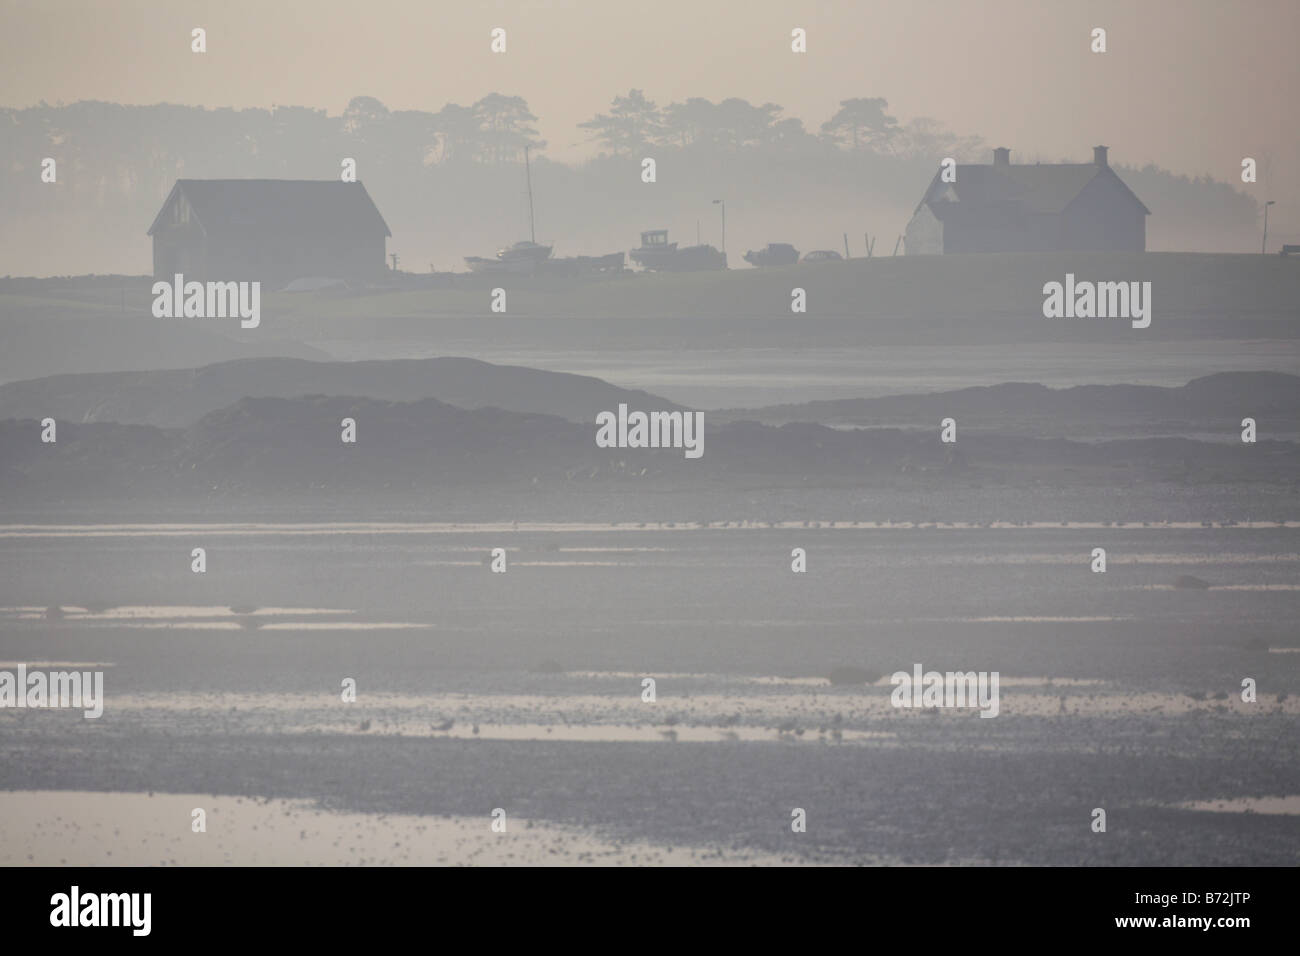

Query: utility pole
<box><xmin>1263</xmin><ymin>200</ymin><xmax>1275</xmax><ymax>254</ymax></box>
<box><xmin>525</xmin><ymin>145</ymin><xmax>536</xmax><ymax>244</ymax></box>
<box><xmin>712</xmin><ymin>199</ymin><xmax>725</xmax><ymax>257</ymax></box>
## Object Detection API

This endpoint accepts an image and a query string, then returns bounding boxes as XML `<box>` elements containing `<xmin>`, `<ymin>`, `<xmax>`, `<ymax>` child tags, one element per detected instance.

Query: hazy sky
<box><xmin>2</xmin><ymin>0</ymin><xmax>1297</xmax><ymax>227</ymax></box>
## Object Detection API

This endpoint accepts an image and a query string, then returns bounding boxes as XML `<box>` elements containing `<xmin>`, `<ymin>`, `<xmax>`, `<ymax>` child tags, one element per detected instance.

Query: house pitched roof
<box><xmin>147</xmin><ymin>179</ymin><xmax>391</xmax><ymax>237</ymax></box>
<box><xmin>915</xmin><ymin>162</ymin><xmax>1150</xmax><ymax>219</ymax></box>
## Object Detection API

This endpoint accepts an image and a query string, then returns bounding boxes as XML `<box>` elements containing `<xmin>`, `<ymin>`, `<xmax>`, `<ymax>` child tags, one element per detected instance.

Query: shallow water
<box><xmin>3</xmin><ymin>520</ymin><xmax>1297</xmax><ymax>538</ymax></box>
<box><xmin>315</xmin><ymin>341</ymin><xmax>1300</xmax><ymax>408</ymax></box>
<box><xmin>0</xmin><ymin>790</ymin><xmax>816</xmax><ymax>866</ymax></box>
<box><xmin>2</xmin><ymin>522</ymin><xmax>1297</xmax><ymax>864</ymax></box>
<box><xmin>1177</xmin><ymin>796</ymin><xmax>1300</xmax><ymax>815</ymax></box>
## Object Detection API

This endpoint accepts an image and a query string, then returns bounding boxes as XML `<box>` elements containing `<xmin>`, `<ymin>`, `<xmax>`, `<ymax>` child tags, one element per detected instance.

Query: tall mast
<box><xmin>525</xmin><ymin>145</ymin><xmax>536</xmax><ymax>244</ymax></box>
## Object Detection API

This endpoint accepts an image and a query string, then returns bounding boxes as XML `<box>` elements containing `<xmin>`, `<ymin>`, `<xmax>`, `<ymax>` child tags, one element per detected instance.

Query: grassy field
<box><xmin>10</xmin><ymin>251</ymin><xmax>1299</xmax><ymax>321</ymax></box>
<box><xmin>246</xmin><ymin>252</ymin><xmax>1300</xmax><ymax>351</ymax></box>
<box><xmin>3</xmin><ymin>251</ymin><xmax>1297</xmax><ymax>384</ymax></box>
<box><xmin>250</xmin><ymin>251</ymin><xmax>1300</xmax><ymax>322</ymax></box>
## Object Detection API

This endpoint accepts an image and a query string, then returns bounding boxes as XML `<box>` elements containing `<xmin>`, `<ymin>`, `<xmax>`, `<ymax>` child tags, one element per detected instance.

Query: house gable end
<box><xmin>1094</xmin><ymin>166</ymin><xmax>1151</xmax><ymax>216</ymax></box>
<box><xmin>357</xmin><ymin>182</ymin><xmax>392</xmax><ymax>238</ymax></box>
<box><xmin>913</xmin><ymin>169</ymin><xmax>944</xmax><ymax>217</ymax></box>
<box><xmin>146</xmin><ymin>182</ymin><xmax>182</xmax><ymax>236</ymax></box>
<box><xmin>1061</xmin><ymin>169</ymin><xmax>1151</xmax><ymax>221</ymax></box>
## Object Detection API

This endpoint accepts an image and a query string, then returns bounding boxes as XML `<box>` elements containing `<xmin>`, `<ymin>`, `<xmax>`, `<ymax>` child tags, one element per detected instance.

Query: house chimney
<box><xmin>993</xmin><ymin>147</ymin><xmax>1010</xmax><ymax>167</ymax></box>
<box><xmin>1093</xmin><ymin>145</ymin><xmax>1109</xmax><ymax>167</ymax></box>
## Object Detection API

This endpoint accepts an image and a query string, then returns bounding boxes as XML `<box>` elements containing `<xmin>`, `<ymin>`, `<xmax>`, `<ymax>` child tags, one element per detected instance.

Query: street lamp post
<box><xmin>1263</xmin><ymin>200</ymin><xmax>1276</xmax><ymax>254</ymax></box>
<box><xmin>712</xmin><ymin>199</ymin><xmax>725</xmax><ymax>260</ymax></box>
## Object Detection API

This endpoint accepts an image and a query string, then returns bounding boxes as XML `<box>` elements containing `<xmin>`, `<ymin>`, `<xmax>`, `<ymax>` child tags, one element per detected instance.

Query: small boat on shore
<box><xmin>465</xmin><ymin>240</ymin><xmax>553</xmax><ymax>274</ymax></box>
<box><xmin>630</xmin><ymin>230</ymin><xmax>726</xmax><ymax>272</ymax></box>
<box><xmin>743</xmin><ymin>243</ymin><xmax>800</xmax><ymax>267</ymax></box>
<box><xmin>464</xmin><ymin>147</ymin><xmax>552</xmax><ymax>273</ymax></box>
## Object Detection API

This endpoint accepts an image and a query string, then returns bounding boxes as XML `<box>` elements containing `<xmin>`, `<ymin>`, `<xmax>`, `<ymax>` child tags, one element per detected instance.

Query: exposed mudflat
<box><xmin>2</xmin><ymin>520</ymin><xmax>1296</xmax><ymax>865</ymax></box>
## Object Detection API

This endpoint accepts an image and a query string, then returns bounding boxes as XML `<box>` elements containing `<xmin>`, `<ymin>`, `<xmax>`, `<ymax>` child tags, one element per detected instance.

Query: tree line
<box><xmin>1</xmin><ymin>90</ymin><xmax>985</xmax><ymax>200</ymax></box>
